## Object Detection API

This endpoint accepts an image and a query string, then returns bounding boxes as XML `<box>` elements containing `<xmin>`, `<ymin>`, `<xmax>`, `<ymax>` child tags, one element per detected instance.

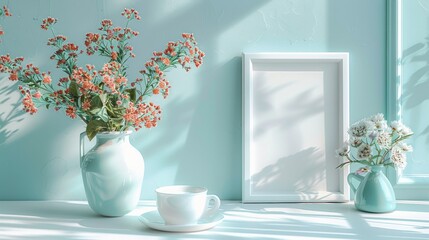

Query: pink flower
<box><xmin>121</xmin><ymin>8</ymin><xmax>141</xmax><ymax>20</ymax></box>
<box><xmin>9</xmin><ymin>71</ymin><xmax>18</xmax><ymax>81</ymax></box>
<box><xmin>41</xmin><ymin>17</ymin><xmax>57</xmax><ymax>30</ymax></box>
<box><xmin>102</xmin><ymin>75</ymin><xmax>116</xmax><ymax>92</ymax></box>
<box><xmin>2</xmin><ymin>6</ymin><xmax>12</xmax><ymax>17</ymax></box>
<box><xmin>159</xmin><ymin>80</ymin><xmax>167</xmax><ymax>89</ymax></box>
<box><xmin>111</xmin><ymin>51</ymin><xmax>118</xmax><ymax>60</ymax></box>
<box><xmin>65</xmin><ymin>105</ymin><xmax>77</xmax><ymax>119</ymax></box>
<box><xmin>33</xmin><ymin>92</ymin><xmax>42</xmax><ymax>99</ymax></box>
<box><xmin>100</xmin><ymin>19</ymin><xmax>113</xmax><ymax>29</ymax></box>
<box><xmin>162</xmin><ymin>58</ymin><xmax>170</xmax><ymax>66</ymax></box>
<box><xmin>115</xmin><ymin>76</ymin><xmax>127</xmax><ymax>84</ymax></box>
<box><xmin>22</xmin><ymin>92</ymin><xmax>37</xmax><ymax>114</ymax></box>
<box><xmin>82</xmin><ymin>99</ymin><xmax>91</xmax><ymax>111</ymax></box>
<box><xmin>42</xmin><ymin>74</ymin><xmax>52</xmax><ymax>84</ymax></box>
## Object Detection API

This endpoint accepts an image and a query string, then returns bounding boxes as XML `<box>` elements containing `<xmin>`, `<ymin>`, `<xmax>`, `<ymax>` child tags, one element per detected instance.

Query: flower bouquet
<box><xmin>0</xmin><ymin>8</ymin><xmax>205</xmax><ymax>140</ymax></box>
<box><xmin>336</xmin><ymin>113</ymin><xmax>413</xmax><ymax>170</ymax></box>
<box><xmin>0</xmin><ymin>6</ymin><xmax>206</xmax><ymax>216</ymax></box>
<box><xmin>337</xmin><ymin>113</ymin><xmax>413</xmax><ymax>213</ymax></box>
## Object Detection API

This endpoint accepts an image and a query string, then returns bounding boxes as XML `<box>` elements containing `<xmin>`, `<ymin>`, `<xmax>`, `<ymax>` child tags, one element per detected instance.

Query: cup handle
<box><xmin>203</xmin><ymin>195</ymin><xmax>221</xmax><ymax>217</ymax></box>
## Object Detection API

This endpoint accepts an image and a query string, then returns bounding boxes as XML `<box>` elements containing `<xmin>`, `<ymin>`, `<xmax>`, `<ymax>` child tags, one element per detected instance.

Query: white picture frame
<box><xmin>242</xmin><ymin>52</ymin><xmax>350</xmax><ymax>203</ymax></box>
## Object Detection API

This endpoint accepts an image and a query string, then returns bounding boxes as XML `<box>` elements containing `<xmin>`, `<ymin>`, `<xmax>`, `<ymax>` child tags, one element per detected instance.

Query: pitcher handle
<box><xmin>80</xmin><ymin>132</ymin><xmax>87</xmax><ymax>168</ymax></box>
<box><xmin>347</xmin><ymin>173</ymin><xmax>364</xmax><ymax>194</ymax></box>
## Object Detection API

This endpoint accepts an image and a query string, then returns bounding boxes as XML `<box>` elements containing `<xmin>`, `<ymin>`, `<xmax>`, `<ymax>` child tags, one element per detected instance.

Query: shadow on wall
<box><xmin>0</xmin><ymin>77</ymin><xmax>25</xmax><ymax>145</ymax></box>
<box><xmin>401</xmin><ymin>37</ymin><xmax>429</xmax><ymax>143</ymax></box>
<box><xmin>251</xmin><ymin>147</ymin><xmax>326</xmax><ymax>195</ymax></box>
<box><xmin>0</xmin><ymin>86</ymin><xmax>83</xmax><ymax>200</ymax></box>
<box><xmin>0</xmin><ymin>0</ymin><xmax>271</xmax><ymax>200</ymax></box>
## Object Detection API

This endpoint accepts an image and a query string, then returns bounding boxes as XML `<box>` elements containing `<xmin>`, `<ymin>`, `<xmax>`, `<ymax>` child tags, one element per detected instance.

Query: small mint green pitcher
<box><xmin>347</xmin><ymin>165</ymin><xmax>396</xmax><ymax>213</ymax></box>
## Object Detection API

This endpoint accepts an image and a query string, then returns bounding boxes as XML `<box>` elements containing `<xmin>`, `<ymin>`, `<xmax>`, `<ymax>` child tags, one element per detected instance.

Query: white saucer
<box><xmin>138</xmin><ymin>210</ymin><xmax>224</xmax><ymax>232</ymax></box>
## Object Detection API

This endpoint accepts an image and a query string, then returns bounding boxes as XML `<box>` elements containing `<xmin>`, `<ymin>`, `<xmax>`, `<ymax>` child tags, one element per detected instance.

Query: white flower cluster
<box><xmin>357</xmin><ymin>143</ymin><xmax>371</xmax><ymax>159</ymax></box>
<box><xmin>336</xmin><ymin>113</ymin><xmax>413</xmax><ymax>169</ymax></box>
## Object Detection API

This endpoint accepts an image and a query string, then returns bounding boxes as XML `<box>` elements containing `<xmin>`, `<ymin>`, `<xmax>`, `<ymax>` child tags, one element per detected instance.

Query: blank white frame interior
<box><xmin>242</xmin><ymin>52</ymin><xmax>350</xmax><ymax>203</ymax></box>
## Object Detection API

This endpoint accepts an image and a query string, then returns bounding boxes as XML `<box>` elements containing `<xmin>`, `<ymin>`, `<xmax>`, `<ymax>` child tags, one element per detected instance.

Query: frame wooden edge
<box><xmin>242</xmin><ymin>52</ymin><xmax>350</xmax><ymax>203</ymax></box>
<box><xmin>340</xmin><ymin>53</ymin><xmax>351</xmax><ymax>201</ymax></box>
<box><xmin>242</xmin><ymin>53</ymin><xmax>253</xmax><ymax>203</ymax></box>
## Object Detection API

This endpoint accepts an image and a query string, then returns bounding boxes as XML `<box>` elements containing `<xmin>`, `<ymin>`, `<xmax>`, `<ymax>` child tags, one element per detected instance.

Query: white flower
<box><xmin>336</xmin><ymin>142</ymin><xmax>350</xmax><ymax>157</ymax></box>
<box><xmin>349</xmin><ymin>120</ymin><xmax>375</xmax><ymax>138</ymax></box>
<box><xmin>374</xmin><ymin>120</ymin><xmax>388</xmax><ymax>131</ymax></box>
<box><xmin>399</xmin><ymin>126</ymin><xmax>413</xmax><ymax>136</ymax></box>
<box><xmin>391</xmin><ymin>120</ymin><xmax>404</xmax><ymax>132</ymax></box>
<box><xmin>376</xmin><ymin>131</ymin><xmax>391</xmax><ymax>149</ymax></box>
<box><xmin>349</xmin><ymin>137</ymin><xmax>363</xmax><ymax>147</ymax></box>
<box><xmin>357</xmin><ymin>143</ymin><xmax>372</xmax><ymax>159</ymax></box>
<box><xmin>391</xmin><ymin>147</ymin><xmax>407</xmax><ymax>169</ymax></box>
<box><xmin>370</xmin><ymin>113</ymin><xmax>388</xmax><ymax>130</ymax></box>
<box><xmin>396</xmin><ymin>142</ymin><xmax>413</xmax><ymax>152</ymax></box>
<box><xmin>390</xmin><ymin>121</ymin><xmax>413</xmax><ymax>136</ymax></box>
<box><xmin>370</xmin><ymin>113</ymin><xmax>385</xmax><ymax>122</ymax></box>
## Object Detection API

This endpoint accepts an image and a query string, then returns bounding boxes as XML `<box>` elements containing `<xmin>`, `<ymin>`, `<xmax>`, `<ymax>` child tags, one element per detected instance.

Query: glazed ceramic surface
<box><xmin>348</xmin><ymin>165</ymin><xmax>396</xmax><ymax>213</ymax></box>
<box><xmin>80</xmin><ymin>131</ymin><xmax>144</xmax><ymax>217</ymax></box>
<box><xmin>139</xmin><ymin>210</ymin><xmax>224</xmax><ymax>232</ymax></box>
<box><xmin>156</xmin><ymin>185</ymin><xmax>221</xmax><ymax>225</ymax></box>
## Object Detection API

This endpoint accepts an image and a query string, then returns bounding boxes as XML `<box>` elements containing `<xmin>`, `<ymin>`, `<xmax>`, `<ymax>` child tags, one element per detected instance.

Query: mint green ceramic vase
<box><xmin>348</xmin><ymin>165</ymin><xmax>396</xmax><ymax>213</ymax></box>
<box><xmin>80</xmin><ymin>131</ymin><xmax>144</xmax><ymax>217</ymax></box>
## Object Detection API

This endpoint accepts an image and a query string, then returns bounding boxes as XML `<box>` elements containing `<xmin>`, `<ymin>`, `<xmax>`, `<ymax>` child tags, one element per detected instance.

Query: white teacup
<box><xmin>156</xmin><ymin>185</ymin><xmax>221</xmax><ymax>225</ymax></box>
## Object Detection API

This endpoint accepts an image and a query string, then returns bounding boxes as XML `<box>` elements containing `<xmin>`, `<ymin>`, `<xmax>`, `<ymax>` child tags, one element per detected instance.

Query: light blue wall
<box><xmin>0</xmin><ymin>0</ymin><xmax>386</xmax><ymax>200</ymax></box>
<box><xmin>401</xmin><ymin>0</ymin><xmax>429</xmax><ymax>176</ymax></box>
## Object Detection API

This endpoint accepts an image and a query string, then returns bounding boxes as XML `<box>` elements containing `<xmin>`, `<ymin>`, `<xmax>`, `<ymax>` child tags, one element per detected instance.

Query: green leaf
<box><xmin>89</xmin><ymin>95</ymin><xmax>104</xmax><ymax>114</ymax></box>
<box><xmin>99</xmin><ymin>94</ymin><xmax>107</xmax><ymax>104</ymax></box>
<box><xmin>98</xmin><ymin>107</ymin><xmax>109</xmax><ymax>122</ymax></box>
<box><xmin>69</xmin><ymin>81</ymin><xmax>80</xmax><ymax>97</ymax></box>
<box><xmin>125</xmin><ymin>88</ymin><xmax>137</xmax><ymax>102</ymax></box>
<box><xmin>86</xmin><ymin>120</ymin><xmax>108</xmax><ymax>141</ymax></box>
<box><xmin>111</xmin><ymin>117</ymin><xmax>124</xmax><ymax>125</ymax></box>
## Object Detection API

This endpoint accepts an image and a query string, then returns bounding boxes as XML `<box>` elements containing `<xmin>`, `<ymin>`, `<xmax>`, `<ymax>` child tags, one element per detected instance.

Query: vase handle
<box><xmin>80</xmin><ymin>132</ymin><xmax>87</xmax><ymax>168</ymax></box>
<box><xmin>347</xmin><ymin>173</ymin><xmax>364</xmax><ymax>194</ymax></box>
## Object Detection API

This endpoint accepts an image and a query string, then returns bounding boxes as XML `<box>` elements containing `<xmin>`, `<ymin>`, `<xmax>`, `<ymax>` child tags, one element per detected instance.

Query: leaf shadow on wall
<box><xmin>401</xmin><ymin>37</ymin><xmax>429</xmax><ymax>145</ymax></box>
<box><xmin>0</xmin><ymin>78</ymin><xmax>83</xmax><ymax>200</ymax></box>
<box><xmin>250</xmin><ymin>147</ymin><xmax>328</xmax><ymax>198</ymax></box>
<box><xmin>0</xmin><ymin>78</ymin><xmax>25</xmax><ymax>145</ymax></box>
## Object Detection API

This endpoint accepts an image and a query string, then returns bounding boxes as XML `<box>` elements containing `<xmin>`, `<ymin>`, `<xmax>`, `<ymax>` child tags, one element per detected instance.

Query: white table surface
<box><xmin>0</xmin><ymin>201</ymin><xmax>428</xmax><ymax>240</ymax></box>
